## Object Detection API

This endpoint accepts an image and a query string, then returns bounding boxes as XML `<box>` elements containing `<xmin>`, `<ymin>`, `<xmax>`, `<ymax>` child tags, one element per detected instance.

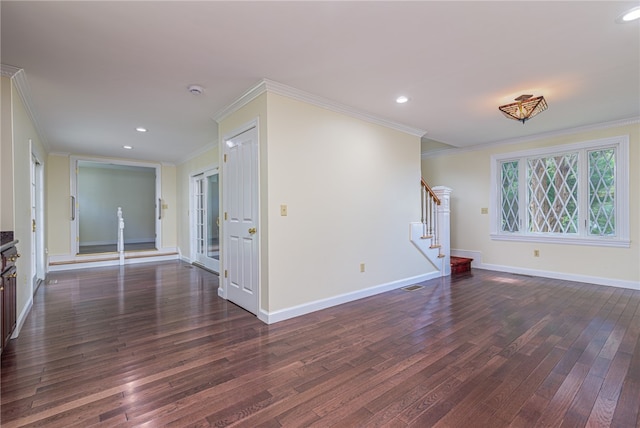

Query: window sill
<box><xmin>490</xmin><ymin>233</ymin><xmax>630</xmax><ymax>248</ymax></box>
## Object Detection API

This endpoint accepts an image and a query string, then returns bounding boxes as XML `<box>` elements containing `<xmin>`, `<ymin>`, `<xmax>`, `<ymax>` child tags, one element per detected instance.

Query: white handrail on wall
<box><xmin>117</xmin><ymin>207</ymin><xmax>125</xmax><ymax>265</ymax></box>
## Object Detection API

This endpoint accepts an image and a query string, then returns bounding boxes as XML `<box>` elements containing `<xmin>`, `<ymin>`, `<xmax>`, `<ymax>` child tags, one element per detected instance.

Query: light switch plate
<box><xmin>280</xmin><ymin>204</ymin><xmax>287</xmax><ymax>216</ymax></box>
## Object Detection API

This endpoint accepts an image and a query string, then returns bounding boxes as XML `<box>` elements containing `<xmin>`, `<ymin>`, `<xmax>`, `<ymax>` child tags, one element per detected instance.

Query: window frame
<box><xmin>489</xmin><ymin>135</ymin><xmax>630</xmax><ymax>248</ymax></box>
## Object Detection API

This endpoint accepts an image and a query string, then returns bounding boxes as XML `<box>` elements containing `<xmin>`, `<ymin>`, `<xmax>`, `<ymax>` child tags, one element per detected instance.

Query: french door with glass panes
<box><xmin>192</xmin><ymin>169</ymin><xmax>220</xmax><ymax>272</ymax></box>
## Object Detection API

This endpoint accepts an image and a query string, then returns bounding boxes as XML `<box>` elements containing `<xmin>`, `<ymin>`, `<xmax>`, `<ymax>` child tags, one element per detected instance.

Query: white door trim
<box><xmin>189</xmin><ymin>167</ymin><xmax>220</xmax><ymax>272</ymax></box>
<box><xmin>30</xmin><ymin>147</ymin><xmax>45</xmax><ymax>294</ymax></box>
<box><xmin>69</xmin><ymin>156</ymin><xmax>162</xmax><ymax>255</ymax></box>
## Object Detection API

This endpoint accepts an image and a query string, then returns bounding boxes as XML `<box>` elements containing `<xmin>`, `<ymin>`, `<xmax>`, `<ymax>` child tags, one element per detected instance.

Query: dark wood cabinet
<box><xmin>1</xmin><ymin>242</ymin><xmax>19</xmax><ymax>355</ymax></box>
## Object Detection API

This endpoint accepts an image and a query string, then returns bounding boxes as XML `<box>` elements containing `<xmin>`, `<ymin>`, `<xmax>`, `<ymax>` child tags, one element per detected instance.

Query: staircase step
<box><xmin>450</xmin><ymin>256</ymin><xmax>473</xmax><ymax>274</ymax></box>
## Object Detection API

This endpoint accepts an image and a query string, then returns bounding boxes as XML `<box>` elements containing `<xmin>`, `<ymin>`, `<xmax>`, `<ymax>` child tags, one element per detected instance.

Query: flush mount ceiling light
<box><xmin>135</xmin><ymin>127</ymin><xmax>147</xmax><ymax>133</ymax></box>
<box><xmin>396</xmin><ymin>95</ymin><xmax>409</xmax><ymax>104</ymax></box>
<box><xmin>616</xmin><ymin>6</ymin><xmax>640</xmax><ymax>23</ymax></box>
<box><xmin>498</xmin><ymin>94</ymin><xmax>548</xmax><ymax>124</ymax></box>
<box><xmin>123</xmin><ymin>145</ymin><xmax>133</xmax><ymax>150</ymax></box>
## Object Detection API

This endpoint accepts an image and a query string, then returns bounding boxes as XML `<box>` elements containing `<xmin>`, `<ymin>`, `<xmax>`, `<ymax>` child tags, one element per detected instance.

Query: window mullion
<box><xmin>519</xmin><ymin>158</ymin><xmax>527</xmax><ymax>233</ymax></box>
<box><xmin>578</xmin><ymin>150</ymin><xmax>587</xmax><ymax>237</ymax></box>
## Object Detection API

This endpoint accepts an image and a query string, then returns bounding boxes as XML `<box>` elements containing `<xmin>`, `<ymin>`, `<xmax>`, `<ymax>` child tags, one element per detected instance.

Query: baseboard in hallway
<box><xmin>78</xmin><ymin>241</ymin><xmax>156</xmax><ymax>254</ymax></box>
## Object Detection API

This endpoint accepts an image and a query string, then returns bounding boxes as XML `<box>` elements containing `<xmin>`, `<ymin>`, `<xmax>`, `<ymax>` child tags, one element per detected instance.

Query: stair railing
<box><xmin>420</xmin><ymin>178</ymin><xmax>441</xmax><ymax>248</ymax></box>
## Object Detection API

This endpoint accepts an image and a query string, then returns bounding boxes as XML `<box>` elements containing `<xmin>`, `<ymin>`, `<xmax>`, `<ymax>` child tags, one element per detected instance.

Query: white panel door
<box><xmin>31</xmin><ymin>155</ymin><xmax>37</xmax><ymax>294</ymax></box>
<box><xmin>224</xmin><ymin>126</ymin><xmax>259</xmax><ymax>314</ymax></box>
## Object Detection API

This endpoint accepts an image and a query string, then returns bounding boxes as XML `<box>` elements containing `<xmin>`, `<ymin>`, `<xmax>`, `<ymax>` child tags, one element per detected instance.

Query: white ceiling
<box><xmin>2</xmin><ymin>1</ymin><xmax>639</xmax><ymax>164</ymax></box>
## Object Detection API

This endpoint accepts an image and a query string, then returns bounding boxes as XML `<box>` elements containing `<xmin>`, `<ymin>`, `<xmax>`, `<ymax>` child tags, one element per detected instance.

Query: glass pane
<box><xmin>588</xmin><ymin>148</ymin><xmax>616</xmax><ymax>236</ymax></box>
<box><xmin>527</xmin><ymin>153</ymin><xmax>578</xmax><ymax>234</ymax></box>
<box><xmin>501</xmin><ymin>161</ymin><xmax>519</xmax><ymax>232</ymax></box>
<box><xmin>207</xmin><ymin>174</ymin><xmax>220</xmax><ymax>260</ymax></box>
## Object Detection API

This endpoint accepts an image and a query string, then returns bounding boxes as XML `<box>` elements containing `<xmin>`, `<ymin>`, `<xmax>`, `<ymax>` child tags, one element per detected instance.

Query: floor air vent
<box><xmin>402</xmin><ymin>285</ymin><xmax>424</xmax><ymax>292</ymax></box>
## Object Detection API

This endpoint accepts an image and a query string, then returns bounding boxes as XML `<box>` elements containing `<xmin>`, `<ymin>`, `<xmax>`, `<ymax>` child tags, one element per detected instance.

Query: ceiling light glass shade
<box><xmin>498</xmin><ymin>94</ymin><xmax>548</xmax><ymax>124</ymax></box>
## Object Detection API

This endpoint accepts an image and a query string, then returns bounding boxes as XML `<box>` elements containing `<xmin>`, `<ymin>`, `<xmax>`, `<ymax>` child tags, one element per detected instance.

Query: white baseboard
<box><xmin>79</xmin><ymin>239</ymin><xmax>156</xmax><ymax>246</ymax></box>
<box><xmin>48</xmin><ymin>248</ymin><xmax>179</xmax><ymax>272</ymax></box>
<box><xmin>12</xmin><ymin>295</ymin><xmax>33</xmax><ymax>339</ymax></box>
<box><xmin>477</xmin><ymin>263</ymin><xmax>640</xmax><ymax>291</ymax></box>
<box><xmin>450</xmin><ymin>249</ymin><xmax>482</xmax><ymax>267</ymax></box>
<box><xmin>256</xmin><ymin>271</ymin><xmax>441</xmax><ymax>324</ymax></box>
<box><xmin>451</xmin><ymin>248</ymin><xmax>640</xmax><ymax>291</ymax></box>
<box><xmin>79</xmin><ymin>240</ymin><xmax>117</xmax><ymax>246</ymax></box>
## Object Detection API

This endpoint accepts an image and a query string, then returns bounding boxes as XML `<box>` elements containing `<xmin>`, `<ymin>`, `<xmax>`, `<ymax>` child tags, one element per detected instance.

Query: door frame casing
<box><xmin>189</xmin><ymin>166</ymin><xmax>220</xmax><ymax>272</ymax></box>
<box><xmin>219</xmin><ymin>118</ymin><xmax>260</xmax><ymax>314</ymax></box>
<box><xmin>30</xmin><ymin>143</ymin><xmax>45</xmax><ymax>292</ymax></box>
<box><xmin>69</xmin><ymin>156</ymin><xmax>162</xmax><ymax>255</ymax></box>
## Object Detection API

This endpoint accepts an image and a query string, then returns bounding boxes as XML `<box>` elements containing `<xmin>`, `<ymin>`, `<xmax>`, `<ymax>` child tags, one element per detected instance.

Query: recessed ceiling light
<box><xmin>123</xmin><ymin>145</ymin><xmax>133</xmax><ymax>150</ymax></box>
<box><xmin>617</xmin><ymin>6</ymin><xmax>640</xmax><ymax>22</ymax></box>
<box><xmin>135</xmin><ymin>127</ymin><xmax>147</xmax><ymax>133</ymax></box>
<box><xmin>396</xmin><ymin>96</ymin><xmax>409</xmax><ymax>104</ymax></box>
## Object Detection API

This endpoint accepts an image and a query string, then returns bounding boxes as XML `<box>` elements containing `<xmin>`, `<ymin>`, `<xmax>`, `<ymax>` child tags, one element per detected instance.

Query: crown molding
<box><xmin>213</xmin><ymin>78</ymin><xmax>427</xmax><ymax>138</ymax></box>
<box><xmin>212</xmin><ymin>80</ymin><xmax>268</xmax><ymax>124</ymax></box>
<box><xmin>422</xmin><ymin>116</ymin><xmax>640</xmax><ymax>159</ymax></box>
<box><xmin>0</xmin><ymin>64</ymin><xmax>22</xmax><ymax>78</ymax></box>
<box><xmin>1</xmin><ymin>64</ymin><xmax>50</xmax><ymax>151</ymax></box>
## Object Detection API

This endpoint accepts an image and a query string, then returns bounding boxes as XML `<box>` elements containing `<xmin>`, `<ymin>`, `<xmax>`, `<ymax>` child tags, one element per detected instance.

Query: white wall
<box><xmin>78</xmin><ymin>165</ymin><xmax>156</xmax><ymax>245</ymax></box>
<box><xmin>266</xmin><ymin>92</ymin><xmax>433</xmax><ymax>312</ymax></box>
<box><xmin>9</xmin><ymin>76</ymin><xmax>47</xmax><ymax>333</ymax></box>
<box><xmin>161</xmin><ymin>164</ymin><xmax>177</xmax><ymax>249</ymax></box>
<box><xmin>422</xmin><ymin>122</ymin><xmax>640</xmax><ymax>288</ymax></box>
<box><xmin>46</xmin><ymin>154</ymin><xmax>71</xmax><ymax>255</ymax></box>
<box><xmin>1</xmin><ymin>76</ymin><xmax>14</xmax><ymax>231</ymax></box>
<box><xmin>218</xmin><ymin>90</ymin><xmax>436</xmax><ymax>318</ymax></box>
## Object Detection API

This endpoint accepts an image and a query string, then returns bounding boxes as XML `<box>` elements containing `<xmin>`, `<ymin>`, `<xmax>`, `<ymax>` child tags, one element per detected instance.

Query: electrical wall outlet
<box><xmin>534</xmin><ymin>249</ymin><xmax>540</xmax><ymax>257</ymax></box>
<box><xmin>360</xmin><ymin>263</ymin><xmax>365</xmax><ymax>272</ymax></box>
<box><xmin>481</xmin><ymin>207</ymin><xmax>488</xmax><ymax>214</ymax></box>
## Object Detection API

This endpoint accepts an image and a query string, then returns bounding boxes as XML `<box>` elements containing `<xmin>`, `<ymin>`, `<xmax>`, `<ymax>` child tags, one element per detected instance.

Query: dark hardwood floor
<box><xmin>1</xmin><ymin>262</ymin><xmax>639</xmax><ymax>427</ymax></box>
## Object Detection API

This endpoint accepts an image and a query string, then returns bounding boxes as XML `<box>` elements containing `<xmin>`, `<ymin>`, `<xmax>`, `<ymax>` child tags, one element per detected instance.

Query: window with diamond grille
<box><xmin>490</xmin><ymin>136</ymin><xmax>629</xmax><ymax>247</ymax></box>
<box><xmin>589</xmin><ymin>148</ymin><xmax>616</xmax><ymax>236</ymax></box>
<box><xmin>500</xmin><ymin>161</ymin><xmax>519</xmax><ymax>232</ymax></box>
<box><xmin>527</xmin><ymin>153</ymin><xmax>578</xmax><ymax>234</ymax></box>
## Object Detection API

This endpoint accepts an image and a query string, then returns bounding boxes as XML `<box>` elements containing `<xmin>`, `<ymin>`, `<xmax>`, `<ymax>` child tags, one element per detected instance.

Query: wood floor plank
<box><xmin>2</xmin><ymin>261</ymin><xmax>639</xmax><ymax>427</ymax></box>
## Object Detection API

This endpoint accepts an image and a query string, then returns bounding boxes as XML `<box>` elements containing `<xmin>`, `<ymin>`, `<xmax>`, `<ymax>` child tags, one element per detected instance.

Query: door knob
<box><xmin>248</xmin><ymin>227</ymin><xmax>257</xmax><ymax>235</ymax></box>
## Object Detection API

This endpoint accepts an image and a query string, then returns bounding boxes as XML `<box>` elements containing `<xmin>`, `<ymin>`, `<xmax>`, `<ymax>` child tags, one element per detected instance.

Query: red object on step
<box><xmin>451</xmin><ymin>256</ymin><xmax>473</xmax><ymax>274</ymax></box>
